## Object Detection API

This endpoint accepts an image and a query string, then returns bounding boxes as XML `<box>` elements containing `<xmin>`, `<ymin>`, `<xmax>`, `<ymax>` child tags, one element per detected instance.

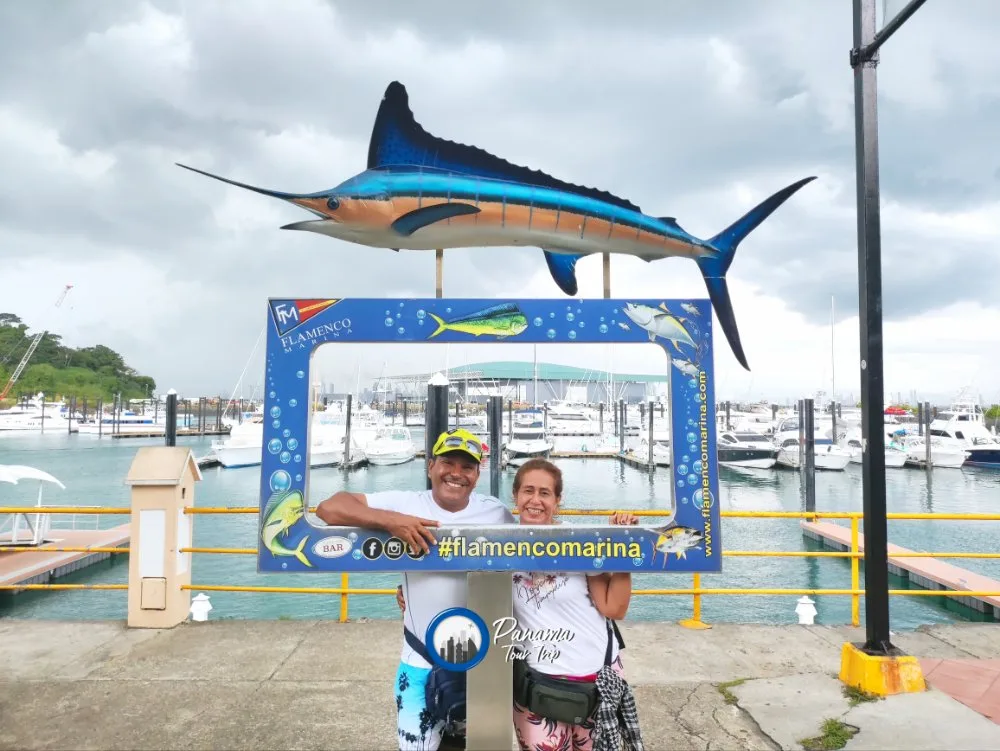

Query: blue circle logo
<box><xmin>425</xmin><ymin>607</ymin><xmax>489</xmax><ymax>672</ymax></box>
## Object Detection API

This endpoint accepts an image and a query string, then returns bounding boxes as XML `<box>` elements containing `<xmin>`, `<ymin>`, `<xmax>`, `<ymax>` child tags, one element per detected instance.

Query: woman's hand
<box><xmin>396</xmin><ymin>585</ymin><xmax>405</xmax><ymax>612</ymax></box>
<box><xmin>609</xmin><ymin>511</ymin><xmax>639</xmax><ymax>526</ymax></box>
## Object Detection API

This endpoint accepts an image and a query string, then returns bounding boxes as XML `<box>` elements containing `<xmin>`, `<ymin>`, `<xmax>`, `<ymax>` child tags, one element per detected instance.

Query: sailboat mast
<box><xmin>831</xmin><ymin>295</ymin><xmax>836</xmax><ymax>405</ymax></box>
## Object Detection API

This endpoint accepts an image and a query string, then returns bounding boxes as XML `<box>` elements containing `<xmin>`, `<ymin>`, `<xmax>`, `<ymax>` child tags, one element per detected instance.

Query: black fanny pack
<box><xmin>513</xmin><ymin>619</ymin><xmax>624</xmax><ymax>725</ymax></box>
<box><xmin>404</xmin><ymin>626</ymin><xmax>467</xmax><ymax>727</ymax></box>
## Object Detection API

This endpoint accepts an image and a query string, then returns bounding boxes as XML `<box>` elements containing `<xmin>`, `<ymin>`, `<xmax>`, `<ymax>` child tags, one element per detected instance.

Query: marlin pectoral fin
<box><xmin>391</xmin><ymin>203</ymin><xmax>480</xmax><ymax>236</ymax></box>
<box><xmin>541</xmin><ymin>249</ymin><xmax>583</xmax><ymax>296</ymax></box>
<box><xmin>648</xmin><ymin>331</ymin><xmax>656</xmax><ymax>342</ymax></box>
<box><xmin>658</xmin><ymin>216</ymin><xmax>686</xmax><ymax>233</ymax></box>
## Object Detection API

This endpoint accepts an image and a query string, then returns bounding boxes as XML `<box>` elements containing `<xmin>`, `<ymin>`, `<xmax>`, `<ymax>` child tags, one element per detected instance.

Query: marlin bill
<box><xmin>176</xmin><ymin>82</ymin><xmax>817</xmax><ymax>370</ymax></box>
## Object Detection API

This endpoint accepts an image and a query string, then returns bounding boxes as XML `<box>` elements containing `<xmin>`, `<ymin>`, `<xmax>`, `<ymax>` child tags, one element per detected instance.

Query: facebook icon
<box><xmin>362</xmin><ymin>537</ymin><xmax>384</xmax><ymax>560</ymax></box>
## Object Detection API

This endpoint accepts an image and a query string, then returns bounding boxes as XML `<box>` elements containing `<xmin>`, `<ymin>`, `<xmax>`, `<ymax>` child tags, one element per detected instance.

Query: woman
<box><xmin>395</xmin><ymin>458</ymin><xmax>644</xmax><ymax>751</ymax></box>
<box><xmin>508</xmin><ymin>457</ymin><xmax>643</xmax><ymax>751</ymax></box>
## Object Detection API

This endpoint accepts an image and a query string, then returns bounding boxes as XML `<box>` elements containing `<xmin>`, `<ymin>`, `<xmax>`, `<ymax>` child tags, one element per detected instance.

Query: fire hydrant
<box><xmin>190</xmin><ymin>593</ymin><xmax>213</xmax><ymax>622</ymax></box>
<box><xmin>795</xmin><ymin>596</ymin><xmax>817</xmax><ymax>625</ymax></box>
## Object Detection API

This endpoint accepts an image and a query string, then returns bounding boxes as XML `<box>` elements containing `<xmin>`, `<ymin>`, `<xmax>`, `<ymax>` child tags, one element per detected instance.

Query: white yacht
<box><xmin>0</xmin><ymin>393</ymin><xmax>76</xmax><ymax>432</ymax></box>
<box><xmin>843</xmin><ymin>428</ymin><xmax>908</xmax><ymax>468</ymax></box>
<box><xmin>365</xmin><ymin>426</ymin><xmax>417</xmax><ymax>466</ymax></box>
<box><xmin>927</xmin><ymin>398</ymin><xmax>1000</xmax><ymax>469</ymax></box>
<box><xmin>504</xmin><ymin>410</ymin><xmax>553</xmax><ymax>460</ymax></box>
<box><xmin>772</xmin><ymin>416</ymin><xmax>851</xmax><ymax>471</ymax></box>
<box><xmin>717</xmin><ymin>431</ymin><xmax>778</xmax><ymax>469</ymax></box>
<box><xmin>898</xmin><ymin>433</ymin><xmax>969</xmax><ymax>469</ymax></box>
<box><xmin>213</xmin><ymin>421</ymin><xmax>347</xmax><ymax>469</ymax></box>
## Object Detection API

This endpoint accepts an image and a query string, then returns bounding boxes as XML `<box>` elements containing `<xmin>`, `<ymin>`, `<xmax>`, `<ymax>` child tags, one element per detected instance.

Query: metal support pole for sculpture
<box><xmin>840</xmin><ymin>0</ymin><xmax>929</xmax><ymax>695</ymax></box>
<box><xmin>435</xmin><ymin>249</ymin><xmax>443</xmax><ymax>298</ymax></box>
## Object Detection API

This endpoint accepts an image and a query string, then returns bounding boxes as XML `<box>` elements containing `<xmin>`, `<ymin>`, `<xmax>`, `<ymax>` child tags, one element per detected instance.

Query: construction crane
<box><xmin>0</xmin><ymin>284</ymin><xmax>74</xmax><ymax>401</ymax></box>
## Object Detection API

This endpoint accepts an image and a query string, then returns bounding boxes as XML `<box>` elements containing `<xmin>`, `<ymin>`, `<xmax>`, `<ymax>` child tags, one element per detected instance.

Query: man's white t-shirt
<box><xmin>510</xmin><ymin>571</ymin><xmax>620</xmax><ymax>677</ymax></box>
<box><xmin>365</xmin><ymin>489</ymin><xmax>515</xmax><ymax>669</ymax></box>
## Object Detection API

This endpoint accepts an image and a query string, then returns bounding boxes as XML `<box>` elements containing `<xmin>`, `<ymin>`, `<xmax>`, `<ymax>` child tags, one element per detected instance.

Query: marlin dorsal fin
<box><xmin>367</xmin><ymin>82</ymin><xmax>643</xmax><ymax>213</ymax></box>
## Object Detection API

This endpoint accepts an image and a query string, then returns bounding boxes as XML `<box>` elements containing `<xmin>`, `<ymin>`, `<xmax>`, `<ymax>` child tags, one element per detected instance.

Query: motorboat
<box><xmin>635</xmin><ymin>436</ymin><xmax>671</xmax><ymax>467</ymax></box>
<box><xmin>213</xmin><ymin>421</ymin><xmax>347</xmax><ymax>469</ymax></box>
<box><xmin>717</xmin><ymin>431</ymin><xmax>778</xmax><ymax>469</ymax></box>
<box><xmin>928</xmin><ymin>398</ymin><xmax>1000</xmax><ymax>469</ymax></box>
<box><xmin>775</xmin><ymin>436</ymin><xmax>852</xmax><ymax>471</ymax></box>
<box><xmin>898</xmin><ymin>434</ymin><xmax>969</xmax><ymax>469</ymax></box>
<box><xmin>365</xmin><ymin>426</ymin><xmax>417</xmax><ymax>466</ymax></box>
<box><xmin>843</xmin><ymin>427</ymin><xmax>908</xmax><ymax>468</ymax></box>
<box><xmin>504</xmin><ymin>411</ymin><xmax>554</xmax><ymax>460</ymax></box>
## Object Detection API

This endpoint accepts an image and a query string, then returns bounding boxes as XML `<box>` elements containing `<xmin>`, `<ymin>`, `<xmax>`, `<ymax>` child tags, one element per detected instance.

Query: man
<box><xmin>316</xmin><ymin>428</ymin><xmax>515</xmax><ymax>751</ymax></box>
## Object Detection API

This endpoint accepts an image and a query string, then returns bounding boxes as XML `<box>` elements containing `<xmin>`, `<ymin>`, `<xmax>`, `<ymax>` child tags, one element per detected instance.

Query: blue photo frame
<box><xmin>257</xmin><ymin>297</ymin><xmax>721</xmax><ymax>573</ymax></box>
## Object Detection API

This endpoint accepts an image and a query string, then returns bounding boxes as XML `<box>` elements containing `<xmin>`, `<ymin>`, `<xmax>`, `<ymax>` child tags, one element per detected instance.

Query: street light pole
<box><xmin>850</xmin><ymin>0</ymin><xmax>929</xmax><ymax>656</ymax></box>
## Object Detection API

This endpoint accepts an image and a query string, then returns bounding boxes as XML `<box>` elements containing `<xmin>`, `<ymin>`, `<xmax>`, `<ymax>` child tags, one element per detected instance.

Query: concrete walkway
<box><xmin>2</xmin><ymin>619</ymin><xmax>1000</xmax><ymax>750</ymax></box>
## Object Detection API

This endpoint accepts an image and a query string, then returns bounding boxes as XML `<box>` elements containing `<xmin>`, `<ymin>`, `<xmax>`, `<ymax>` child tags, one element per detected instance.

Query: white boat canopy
<box><xmin>0</xmin><ymin>464</ymin><xmax>66</xmax><ymax>489</ymax></box>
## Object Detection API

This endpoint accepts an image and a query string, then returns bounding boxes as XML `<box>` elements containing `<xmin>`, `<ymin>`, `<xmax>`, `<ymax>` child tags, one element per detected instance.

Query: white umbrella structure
<box><xmin>0</xmin><ymin>464</ymin><xmax>65</xmax><ymax>546</ymax></box>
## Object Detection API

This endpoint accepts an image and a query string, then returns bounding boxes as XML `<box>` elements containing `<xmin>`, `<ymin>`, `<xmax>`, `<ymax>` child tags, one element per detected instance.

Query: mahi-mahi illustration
<box><xmin>176</xmin><ymin>81</ymin><xmax>816</xmax><ymax>371</ymax></box>
<box><xmin>428</xmin><ymin>303</ymin><xmax>528</xmax><ymax>339</ymax></box>
<box><xmin>260</xmin><ymin>489</ymin><xmax>312</xmax><ymax>567</ymax></box>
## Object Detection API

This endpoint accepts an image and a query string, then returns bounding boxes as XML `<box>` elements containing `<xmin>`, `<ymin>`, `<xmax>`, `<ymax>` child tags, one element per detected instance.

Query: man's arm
<box><xmin>315</xmin><ymin>491</ymin><xmax>440</xmax><ymax>554</ymax></box>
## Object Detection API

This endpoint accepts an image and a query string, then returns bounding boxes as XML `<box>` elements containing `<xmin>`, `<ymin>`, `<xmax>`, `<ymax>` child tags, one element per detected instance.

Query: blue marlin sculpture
<box><xmin>177</xmin><ymin>81</ymin><xmax>815</xmax><ymax>370</ymax></box>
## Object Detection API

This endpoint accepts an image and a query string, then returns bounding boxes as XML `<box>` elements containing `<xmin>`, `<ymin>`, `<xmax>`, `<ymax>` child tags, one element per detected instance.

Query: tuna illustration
<box><xmin>427</xmin><ymin>303</ymin><xmax>528</xmax><ymax>339</ymax></box>
<box><xmin>177</xmin><ymin>81</ymin><xmax>816</xmax><ymax>370</ymax></box>
<box><xmin>649</xmin><ymin>524</ymin><xmax>704</xmax><ymax>566</ymax></box>
<box><xmin>261</xmin><ymin>489</ymin><xmax>312</xmax><ymax>567</ymax></box>
<box><xmin>622</xmin><ymin>303</ymin><xmax>697</xmax><ymax>352</ymax></box>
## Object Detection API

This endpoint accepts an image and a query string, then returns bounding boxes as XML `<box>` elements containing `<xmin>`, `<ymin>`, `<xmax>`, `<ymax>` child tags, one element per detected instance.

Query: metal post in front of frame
<box><xmin>468</xmin><ymin>396</ymin><xmax>514</xmax><ymax>749</ymax></box>
<box><xmin>851</xmin><ymin>0</ymin><xmax>928</xmax><ymax>655</ymax></box>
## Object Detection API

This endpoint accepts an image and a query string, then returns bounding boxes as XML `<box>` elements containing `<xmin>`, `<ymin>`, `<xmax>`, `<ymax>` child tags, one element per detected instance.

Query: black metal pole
<box><xmin>850</xmin><ymin>0</ymin><xmax>927</xmax><ymax>656</ymax></box>
<box><xmin>343</xmin><ymin>394</ymin><xmax>353</xmax><ymax>466</ymax></box>
<box><xmin>803</xmin><ymin>398</ymin><xmax>816</xmax><ymax>513</ymax></box>
<box><xmin>488</xmin><ymin>395</ymin><xmax>502</xmax><ymax>498</ymax></box>
<box><xmin>165</xmin><ymin>390</ymin><xmax>177</xmax><ymax>447</ymax></box>
<box><xmin>425</xmin><ymin>374</ymin><xmax>450</xmax><ymax>491</ymax></box>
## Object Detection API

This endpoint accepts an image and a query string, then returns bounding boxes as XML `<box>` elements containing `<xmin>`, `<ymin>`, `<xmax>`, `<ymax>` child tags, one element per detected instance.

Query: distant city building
<box><xmin>363</xmin><ymin>360</ymin><xmax>670</xmax><ymax>406</ymax></box>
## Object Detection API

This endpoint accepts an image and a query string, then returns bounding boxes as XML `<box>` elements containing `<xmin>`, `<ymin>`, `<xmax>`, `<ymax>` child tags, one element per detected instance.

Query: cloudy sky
<box><xmin>2</xmin><ymin>0</ymin><xmax>998</xmax><ymax>406</ymax></box>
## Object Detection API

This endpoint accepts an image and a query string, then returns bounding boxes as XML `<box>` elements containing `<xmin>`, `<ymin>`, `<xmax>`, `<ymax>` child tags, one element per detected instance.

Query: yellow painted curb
<box><xmin>839</xmin><ymin>642</ymin><xmax>926</xmax><ymax>696</ymax></box>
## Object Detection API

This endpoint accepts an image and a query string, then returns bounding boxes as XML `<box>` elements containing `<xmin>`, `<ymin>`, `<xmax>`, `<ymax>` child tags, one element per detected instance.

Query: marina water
<box><xmin>2</xmin><ymin>430</ymin><xmax>999</xmax><ymax>629</ymax></box>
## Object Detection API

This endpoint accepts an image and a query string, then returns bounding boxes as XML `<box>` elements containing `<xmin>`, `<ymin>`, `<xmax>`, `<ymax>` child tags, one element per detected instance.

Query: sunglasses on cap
<box><xmin>436</xmin><ymin>431</ymin><xmax>482</xmax><ymax>457</ymax></box>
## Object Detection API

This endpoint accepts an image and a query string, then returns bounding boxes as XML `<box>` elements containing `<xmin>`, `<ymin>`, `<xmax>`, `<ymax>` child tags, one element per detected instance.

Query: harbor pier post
<box><xmin>343</xmin><ymin>394</ymin><xmax>353</xmax><ymax>466</ymax></box>
<box><xmin>923</xmin><ymin>400</ymin><xmax>932</xmax><ymax>471</ymax></box>
<box><xmin>124</xmin><ymin>445</ymin><xmax>202</xmax><ymax>628</ymax></box>
<box><xmin>803</xmin><ymin>398</ymin><xmax>816</xmax><ymax>513</ymax></box>
<box><xmin>424</xmin><ymin>374</ymin><xmax>450</xmax><ymax>489</ymax></box>
<box><xmin>488</xmin><ymin>395</ymin><xmax>502</xmax><ymax>496</ymax></box>
<box><xmin>840</xmin><ymin>0</ymin><xmax>929</xmax><ymax>696</ymax></box>
<box><xmin>647</xmin><ymin>399</ymin><xmax>654</xmax><ymax>471</ymax></box>
<box><xmin>164</xmin><ymin>390</ymin><xmax>177</xmax><ymax>447</ymax></box>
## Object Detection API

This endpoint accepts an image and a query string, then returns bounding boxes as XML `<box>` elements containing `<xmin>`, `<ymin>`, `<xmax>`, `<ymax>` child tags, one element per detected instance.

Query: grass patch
<box><xmin>799</xmin><ymin>719</ymin><xmax>859</xmax><ymax>750</ymax></box>
<box><xmin>842</xmin><ymin>684</ymin><xmax>880</xmax><ymax>707</ymax></box>
<box><xmin>716</xmin><ymin>678</ymin><xmax>747</xmax><ymax>705</ymax></box>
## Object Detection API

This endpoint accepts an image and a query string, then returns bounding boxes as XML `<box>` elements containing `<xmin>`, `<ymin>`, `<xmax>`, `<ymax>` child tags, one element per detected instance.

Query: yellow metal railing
<box><xmin>4</xmin><ymin>507</ymin><xmax>1000</xmax><ymax>627</ymax></box>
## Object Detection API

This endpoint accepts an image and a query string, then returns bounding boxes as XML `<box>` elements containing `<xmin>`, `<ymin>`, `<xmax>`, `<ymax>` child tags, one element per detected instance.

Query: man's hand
<box><xmin>609</xmin><ymin>511</ymin><xmax>639</xmax><ymax>526</ymax></box>
<box><xmin>396</xmin><ymin>585</ymin><xmax>405</xmax><ymax>612</ymax></box>
<box><xmin>385</xmin><ymin>513</ymin><xmax>440</xmax><ymax>555</ymax></box>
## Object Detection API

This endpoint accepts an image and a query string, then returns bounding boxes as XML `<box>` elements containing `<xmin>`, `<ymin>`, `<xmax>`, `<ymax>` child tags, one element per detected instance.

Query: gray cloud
<box><xmin>0</xmin><ymin>0</ymin><xmax>997</xmax><ymax>396</ymax></box>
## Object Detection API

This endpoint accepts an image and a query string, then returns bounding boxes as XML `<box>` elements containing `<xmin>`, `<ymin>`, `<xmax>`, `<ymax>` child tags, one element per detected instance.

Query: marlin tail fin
<box><xmin>695</xmin><ymin>176</ymin><xmax>816</xmax><ymax>371</ymax></box>
<box><xmin>294</xmin><ymin>536</ymin><xmax>312</xmax><ymax>568</ymax></box>
<box><xmin>428</xmin><ymin>313</ymin><xmax>448</xmax><ymax>338</ymax></box>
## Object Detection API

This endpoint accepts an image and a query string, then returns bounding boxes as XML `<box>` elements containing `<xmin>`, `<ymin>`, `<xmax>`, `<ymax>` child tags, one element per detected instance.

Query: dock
<box><xmin>0</xmin><ymin>525</ymin><xmax>130</xmax><ymax>594</ymax></box>
<box><xmin>801</xmin><ymin>520</ymin><xmax>1000</xmax><ymax>618</ymax></box>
